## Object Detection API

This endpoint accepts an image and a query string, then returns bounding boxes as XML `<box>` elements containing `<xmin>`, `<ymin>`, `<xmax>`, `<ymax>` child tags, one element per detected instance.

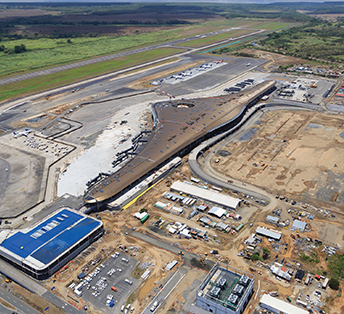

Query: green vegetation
<box><xmin>260</xmin><ymin>19</ymin><xmax>344</xmax><ymax>63</ymax></box>
<box><xmin>251</xmin><ymin>252</ymin><xmax>263</xmax><ymax>262</ymax></box>
<box><xmin>329</xmin><ymin>278</ymin><xmax>340</xmax><ymax>290</ymax></box>
<box><xmin>131</xmin><ymin>264</ymin><xmax>146</xmax><ymax>280</ymax></box>
<box><xmin>0</xmin><ymin>47</ymin><xmax>183</xmax><ymax>102</ymax></box>
<box><xmin>262</xmin><ymin>248</ymin><xmax>270</xmax><ymax>260</ymax></box>
<box><xmin>176</xmin><ymin>29</ymin><xmax>254</xmax><ymax>48</ymax></box>
<box><xmin>232</xmin><ymin>51</ymin><xmax>257</xmax><ymax>58</ymax></box>
<box><xmin>0</xmin><ymin>31</ymin><xmax>186</xmax><ymax>77</ymax></box>
<box><xmin>127</xmin><ymin>289</ymin><xmax>139</xmax><ymax>306</ymax></box>
<box><xmin>278</xmin><ymin>64</ymin><xmax>294</xmax><ymax>71</ymax></box>
<box><xmin>139</xmin><ymin>208</ymin><xmax>148</xmax><ymax>213</ymax></box>
<box><xmin>300</xmin><ymin>252</ymin><xmax>320</xmax><ymax>264</ymax></box>
<box><xmin>328</xmin><ymin>253</ymin><xmax>344</xmax><ymax>280</ymax></box>
<box><xmin>0</xmin><ymin>2</ymin><xmax>301</xmax><ymax>79</ymax></box>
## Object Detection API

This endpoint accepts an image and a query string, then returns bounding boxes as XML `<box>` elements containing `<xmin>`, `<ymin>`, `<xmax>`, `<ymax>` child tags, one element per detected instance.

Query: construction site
<box><xmin>0</xmin><ymin>32</ymin><xmax>344</xmax><ymax>314</ymax></box>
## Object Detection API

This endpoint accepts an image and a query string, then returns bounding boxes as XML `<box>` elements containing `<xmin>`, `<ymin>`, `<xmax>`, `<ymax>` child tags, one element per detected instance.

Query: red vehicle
<box><xmin>111</xmin><ymin>286</ymin><xmax>117</xmax><ymax>292</ymax></box>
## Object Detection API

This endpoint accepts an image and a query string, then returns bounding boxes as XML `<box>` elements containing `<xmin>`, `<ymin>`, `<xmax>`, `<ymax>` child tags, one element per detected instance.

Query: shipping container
<box><xmin>141</xmin><ymin>214</ymin><xmax>150</xmax><ymax>224</ymax></box>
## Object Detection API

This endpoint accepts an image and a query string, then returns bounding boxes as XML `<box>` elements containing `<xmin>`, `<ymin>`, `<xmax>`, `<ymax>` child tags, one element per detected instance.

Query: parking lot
<box><xmin>155</xmin><ymin>61</ymin><xmax>227</xmax><ymax>86</ymax></box>
<box><xmin>80</xmin><ymin>252</ymin><xmax>139</xmax><ymax>314</ymax></box>
<box><xmin>273</xmin><ymin>78</ymin><xmax>334</xmax><ymax>104</ymax></box>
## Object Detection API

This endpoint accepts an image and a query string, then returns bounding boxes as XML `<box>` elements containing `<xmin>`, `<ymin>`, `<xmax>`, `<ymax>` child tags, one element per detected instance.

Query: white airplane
<box><xmin>13</xmin><ymin>129</ymin><xmax>32</xmax><ymax>138</ymax></box>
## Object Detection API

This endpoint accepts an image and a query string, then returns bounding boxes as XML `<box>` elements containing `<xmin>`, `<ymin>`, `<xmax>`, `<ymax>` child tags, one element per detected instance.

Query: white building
<box><xmin>259</xmin><ymin>294</ymin><xmax>308</xmax><ymax>314</ymax></box>
<box><xmin>171</xmin><ymin>181</ymin><xmax>240</xmax><ymax>210</ymax></box>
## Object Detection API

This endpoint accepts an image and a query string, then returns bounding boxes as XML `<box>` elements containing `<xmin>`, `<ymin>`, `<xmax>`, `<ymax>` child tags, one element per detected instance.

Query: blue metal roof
<box><xmin>1</xmin><ymin>209</ymin><xmax>101</xmax><ymax>265</ymax></box>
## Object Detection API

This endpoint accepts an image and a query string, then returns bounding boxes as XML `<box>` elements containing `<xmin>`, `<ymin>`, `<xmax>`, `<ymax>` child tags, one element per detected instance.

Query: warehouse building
<box><xmin>259</xmin><ymin>294</ymin><xmax>308</xmax><ymax>314</ymax></box>
<box><xmin>171</xmin><ymin>181</ymin><xmax>240</xmax><ymax>210</ymax></box>
<box><xmin>255</xmin><ymin>227</ymin><xmax>282</xmax><ymax>241</ymax></box>
<box><xmin>196</xmin><ymin>263</ymin><xmax>254</xmax><ymax>314</ymax></box>
<box><xmin>0</xmin><ymin>208</ymin><xmax>103</xmax><ymax>280</ymax></box>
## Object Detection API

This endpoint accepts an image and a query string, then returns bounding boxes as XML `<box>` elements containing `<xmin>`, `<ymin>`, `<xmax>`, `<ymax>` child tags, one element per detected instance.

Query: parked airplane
<box><xmin>13</xmin><ymin>129</ymin><xmax>32</xmax><ymax>138</ymax></box>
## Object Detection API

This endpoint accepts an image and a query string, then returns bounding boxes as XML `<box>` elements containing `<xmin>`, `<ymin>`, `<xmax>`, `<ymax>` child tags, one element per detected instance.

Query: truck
<box><xmin>125</xmin><ymin>279</ymin><xmax>133</xmax><ymax>285</ymax></box>
<box><xmin>150</xmin><ymin>301</ymin><xmax>159</xmax><ymax>312</ymax></box>
<box><xmin>322</xmin><ymin>277</ymin><xmax>329</xmax><ymax>289</ymax></box>
<box><xmin>111</xmin><ymin>286</ymin><xmax>117</xmax><ymax>292</ymax></box>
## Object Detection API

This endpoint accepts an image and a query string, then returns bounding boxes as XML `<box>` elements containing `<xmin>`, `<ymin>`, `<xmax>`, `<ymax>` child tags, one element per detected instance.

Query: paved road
<box><xmin>0</xmin><ymin>28</ymin><xmax>264</xmax><ymax>87</ymax></box>
<box><xmin>131</xmin><ymin>231</ymin><xmax>214</xmax><ymax>271</ymax></box>
<box><xmin>42</xmin><ymin>290</ymin><xmax>80</xmax><ymax>313</ymax></box>
<box><xmin>0</xmin><ymin>259</ymin><xmax>80</xmax><ymax>313</ymax></box>
<box><xmin>141</xmin><ymin>268</ymin><xmax>187</xmax><ymax>314</ymax></box>
<box><xmin>0</xmin><ymin>260</ymin><xmax>46</xmax><ymax>295</ymax></box>
<box><xmin>0</xmin><ymin>287</ymin><xmax>41</xmax><ymax>314</ymax></box>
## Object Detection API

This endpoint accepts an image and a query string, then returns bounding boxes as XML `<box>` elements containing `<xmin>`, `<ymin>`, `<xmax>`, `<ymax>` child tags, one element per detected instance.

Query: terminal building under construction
<box><xmin>84</xmin><ymin>80</ymin><xmax>276</xmax><ymax>209</ymax></box>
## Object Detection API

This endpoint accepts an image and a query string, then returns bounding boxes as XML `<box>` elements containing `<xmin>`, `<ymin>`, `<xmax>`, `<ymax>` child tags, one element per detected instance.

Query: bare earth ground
<box><xmin>213</xmin><ymin>110</ymin><xmax>344</xmax><ymax>210</ymax></box>
<box><xmin>237</xmin><ymin>48</ymin><xmax>312</xmax><ymax>71</ymax></box>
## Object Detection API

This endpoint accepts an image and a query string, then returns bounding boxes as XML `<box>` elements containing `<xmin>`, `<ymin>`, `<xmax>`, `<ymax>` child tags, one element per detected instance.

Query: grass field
<box><xmin>0</xmin><ymin>47</ymin><xmax>184</xmax><ymax>103</ymax></box>
<box><xmin>175</xmin><ymin>28</ymin><xmax>254</xmax><ymax>48</ymax></box>
<box><xmin>0</xmin><ymin>18</ymin><xmax>295</xmax><ymax>79</ymax></box>
<box><xmin>0</xmin><ymin>29</ymin><xmax>186</xmax><ymax>77</ymax></box>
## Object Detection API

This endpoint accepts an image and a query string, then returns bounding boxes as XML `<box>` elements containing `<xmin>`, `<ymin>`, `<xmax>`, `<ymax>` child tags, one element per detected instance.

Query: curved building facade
<box><xmin>84</xmin><ymin>80</ymin><xmax>276</xmax><ymax>205</ymax></box>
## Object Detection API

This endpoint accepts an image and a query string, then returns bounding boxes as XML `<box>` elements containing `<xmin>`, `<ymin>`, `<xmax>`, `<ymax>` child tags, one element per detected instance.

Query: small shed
<box><xmin>77</xmin><ymin>272</ymin><xmax>86</xmax><ymax>280</ymax></box>
<box><xmin>266</xmin><ymin>215</ymin><xmax>280</xmax><ymax>225</ymax></box>
<box><xmin>208</xmin><ymin>206</ymin><xmax>226</xmax><ymax>218</ymax></box>
<box><xmin>291</xmin><ymin>220</ymin><xmax>307</xmax><ymax>232</ymax></box>
<box><xmin>217</xmin><ymin>222</ymin><xmax>229</xmax><ymax>231</ymax></box>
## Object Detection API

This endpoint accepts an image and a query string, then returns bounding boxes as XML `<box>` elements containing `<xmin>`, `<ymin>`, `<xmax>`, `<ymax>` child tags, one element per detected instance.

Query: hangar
<box><xmin>0</xmin><ymin>208</ymin><xmax>103</xmax><ymax>279</ymax></box>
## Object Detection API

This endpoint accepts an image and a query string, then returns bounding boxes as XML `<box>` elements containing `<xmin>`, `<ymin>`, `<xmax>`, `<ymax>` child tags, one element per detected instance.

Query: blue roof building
<box><xmin>0</xmin><ymin>208</ymin><xmax>103</xmax><ymax>279</ymax></box>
